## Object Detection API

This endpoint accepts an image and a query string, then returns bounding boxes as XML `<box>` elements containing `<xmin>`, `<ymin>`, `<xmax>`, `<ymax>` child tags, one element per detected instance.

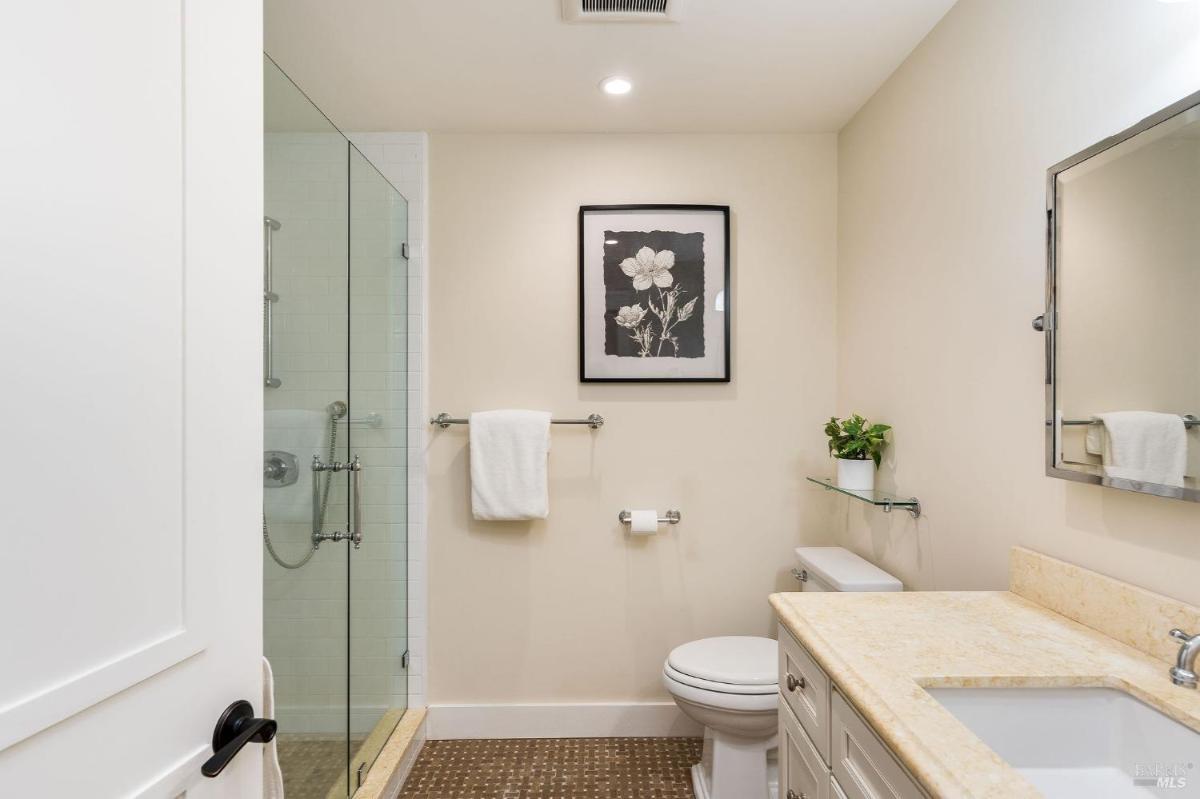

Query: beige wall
<box><xmin>836</xmin><ymin>0</ymin><xmax>1200</xmax><ymax>602</ymax></box>
<box><xmin>428</xmin><ymin>134</ymin><xmax>838</xmax><ymax>704</ymax></box>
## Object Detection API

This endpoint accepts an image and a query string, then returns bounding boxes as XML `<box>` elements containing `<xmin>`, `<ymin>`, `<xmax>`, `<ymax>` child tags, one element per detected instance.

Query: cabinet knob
<box><xmin>786</xmin><ymin>673</ymin><xmax>806</xmax><ymax>692</ymax></box>
<box><xmin>787</xmin><ymin>790</ymin><xmax>806</xmax><ymax>799</ymax></box>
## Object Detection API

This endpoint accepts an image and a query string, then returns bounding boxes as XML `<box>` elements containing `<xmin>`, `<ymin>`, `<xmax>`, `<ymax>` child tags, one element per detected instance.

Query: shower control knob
<box><xmin>1031</xmin><ymin>314</ymin><xmax>1045</xmax><ymax>332</ymax></box>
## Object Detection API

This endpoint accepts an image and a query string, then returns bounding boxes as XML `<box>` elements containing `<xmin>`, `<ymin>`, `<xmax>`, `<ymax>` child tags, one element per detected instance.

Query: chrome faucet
<box><xmin>1169</xmin><ymin>629</ymin><xmax>1200</xmax><ymax>688</ymax></box>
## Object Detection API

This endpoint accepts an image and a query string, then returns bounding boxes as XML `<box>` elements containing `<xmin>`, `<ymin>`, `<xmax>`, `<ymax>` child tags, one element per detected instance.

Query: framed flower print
<box><xmin>579</xmin><ymin>204</ymin><xmax>730</xmax><ymax>382</ymax></box>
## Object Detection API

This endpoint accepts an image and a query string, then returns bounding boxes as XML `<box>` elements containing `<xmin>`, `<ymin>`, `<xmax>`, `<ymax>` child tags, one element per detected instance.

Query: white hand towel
<box><xmin>469</xmin><ymin>410</ymin><xmax>552</xmax><ymax>520</ymax></box>
<box><xmin>262</xmin><ymin>656</ymin><xmax>285</xmax><ymax>799</ymax></box>
<box><xmin>264</xmin><ymin>409</ymin><xmax>329</xmax><ymax>524</ymax></box>
<box><xmin>1093</xmin><ymin>411</ymin><xmax>1187</xmax><ymax>488</ymax></box>
<box><xmin>1084</xmin><ymin>419</ymin><xmax>1104</xmax><ymax>456</ymax></box>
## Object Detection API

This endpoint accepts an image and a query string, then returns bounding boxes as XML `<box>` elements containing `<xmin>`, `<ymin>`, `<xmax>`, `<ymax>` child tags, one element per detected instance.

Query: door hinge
<box><xmin>401</xmin><ymin>649</ymin><xmax>410</xmax><ymax>670</ymax></box>
<box><xmin>356</xmin><ymin>762</ymin><xmax>366</xmax><ymax>789</ymax></box>
<box><xmin>400</xmin><ymin>242</ymin><xmax>409</xmax><ymax>259</ymax></box>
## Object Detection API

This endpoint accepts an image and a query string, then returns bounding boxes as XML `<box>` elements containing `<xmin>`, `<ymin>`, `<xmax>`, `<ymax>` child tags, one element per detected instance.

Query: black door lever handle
<box><xmin>201</xmin><ymin>700</ymin><xmax>277</xmax><ymax>778</ymax></box>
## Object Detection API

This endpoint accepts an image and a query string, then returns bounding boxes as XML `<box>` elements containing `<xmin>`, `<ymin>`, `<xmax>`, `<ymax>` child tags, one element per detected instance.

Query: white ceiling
<box><xmin>264</xmin><ymin>0</ymin><xmax>957</xmax><ymax>133</ymax></box>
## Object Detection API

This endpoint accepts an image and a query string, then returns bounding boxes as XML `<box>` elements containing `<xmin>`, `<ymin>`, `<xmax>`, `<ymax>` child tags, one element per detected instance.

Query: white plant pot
<box><xmin>836</xmin><ymin>458</ymin><xmax>875</xmax><ymax>492</ymax></box>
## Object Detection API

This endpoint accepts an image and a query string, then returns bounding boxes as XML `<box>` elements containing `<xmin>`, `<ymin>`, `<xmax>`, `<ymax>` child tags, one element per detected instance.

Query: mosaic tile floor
<box><xmin>398</xmin><ymin>737</ymin><xmax>704</xmax><ymax>799</ymax></box>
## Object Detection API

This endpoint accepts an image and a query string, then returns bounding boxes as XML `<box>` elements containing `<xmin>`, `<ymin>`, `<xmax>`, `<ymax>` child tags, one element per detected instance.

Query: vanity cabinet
<box><xmin>778</xmin><ymin>625</ymin><xmax>929</xmax><ymax>799</ymax></box>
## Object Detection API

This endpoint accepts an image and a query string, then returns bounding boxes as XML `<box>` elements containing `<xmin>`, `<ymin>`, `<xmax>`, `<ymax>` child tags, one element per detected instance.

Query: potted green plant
<box><xmin>824</xmin><ymin>414</ymin><xmax>891</xmax><ymax>491</ymax></box>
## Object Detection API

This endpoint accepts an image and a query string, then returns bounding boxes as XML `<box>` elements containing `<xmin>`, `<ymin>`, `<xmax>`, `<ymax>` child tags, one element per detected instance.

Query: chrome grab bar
<box><xmin>310</xmin><ymin>454</ymin><xmax>364</xmax><ymax>549</ymax></box>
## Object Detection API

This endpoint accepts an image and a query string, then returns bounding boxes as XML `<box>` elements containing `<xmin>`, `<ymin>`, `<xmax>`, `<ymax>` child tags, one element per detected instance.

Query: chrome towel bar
<box><xmin>430</xmin><ymin>412</ymin><xmax>604</xmax><ymax>430</ymax></box>
<box><xmin>1056</xmin><ymin>414</ymin><xmax>1198</xmax><ymax>428</ymax></box>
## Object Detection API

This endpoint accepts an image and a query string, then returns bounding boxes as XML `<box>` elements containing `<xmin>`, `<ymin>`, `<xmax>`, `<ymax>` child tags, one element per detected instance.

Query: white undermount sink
<box><xmin>927</xmin><ymin>687</ymin><xmax>1199</xmax><ymax>798</ymax></box>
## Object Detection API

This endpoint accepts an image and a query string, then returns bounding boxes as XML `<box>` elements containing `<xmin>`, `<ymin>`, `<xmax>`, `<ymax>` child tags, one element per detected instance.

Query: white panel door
<box><xmin>0</xmin><ymin>0</ymin><xmax>263</xmax><ymax>796</ymax></box>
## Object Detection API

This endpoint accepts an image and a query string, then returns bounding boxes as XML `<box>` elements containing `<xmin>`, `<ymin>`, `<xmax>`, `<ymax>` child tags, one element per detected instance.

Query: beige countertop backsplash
<box><xmin>769</xmin><ymin>547</ymin><xmax>1200</xmax><ymax>798</ymax></box>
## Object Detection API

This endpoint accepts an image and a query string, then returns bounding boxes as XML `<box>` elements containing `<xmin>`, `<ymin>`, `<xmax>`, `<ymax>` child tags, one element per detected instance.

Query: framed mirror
<box><xmin>1043</xmin><ymin>90</ymin><xmax>1200</xmax><ymax>501</ymax></box>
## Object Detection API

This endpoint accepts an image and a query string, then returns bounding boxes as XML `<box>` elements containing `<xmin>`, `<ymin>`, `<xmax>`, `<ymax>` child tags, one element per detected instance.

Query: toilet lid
<box><xmin>666</xmin><ymin>636</ymin><xmax>777</xmax><ymax>687</ymax></box>
<box><xmin>663</xmin><ymin>664</ymin><xmax>777</xmax><ymax>696</ymax></box>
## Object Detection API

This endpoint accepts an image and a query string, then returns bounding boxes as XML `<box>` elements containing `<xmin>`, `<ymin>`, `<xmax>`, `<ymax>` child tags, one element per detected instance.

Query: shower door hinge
<box><xmin>400</xmin><ymin>242</ymin><xmax>409</xmax><ymax>259</ymax></box>
<box><xmin>401</xmin><ymin>650</ymin><xmax>410</xmax><ymax>670</ymax></box>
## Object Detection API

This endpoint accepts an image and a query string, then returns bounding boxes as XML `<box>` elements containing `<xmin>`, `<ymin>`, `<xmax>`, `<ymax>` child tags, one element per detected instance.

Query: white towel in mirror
<box><xmin>1091</xmin><ymin>411</ymin><xmax>1187</xmax><ymax>488</ymax></box>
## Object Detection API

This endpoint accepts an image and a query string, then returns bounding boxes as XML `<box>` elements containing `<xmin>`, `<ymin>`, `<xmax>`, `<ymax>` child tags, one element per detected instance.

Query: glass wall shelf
<box><xmin>806</xmin><ymin>477</ymin><xmax>921</xmax><ymax>518</ymax></box>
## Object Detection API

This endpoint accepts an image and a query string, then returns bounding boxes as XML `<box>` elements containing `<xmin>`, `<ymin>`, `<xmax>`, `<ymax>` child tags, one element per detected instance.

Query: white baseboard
<box><xmin>427</xmin><ymin>702</ymin><xmax>703</xmax><ymax>740</ymax></box>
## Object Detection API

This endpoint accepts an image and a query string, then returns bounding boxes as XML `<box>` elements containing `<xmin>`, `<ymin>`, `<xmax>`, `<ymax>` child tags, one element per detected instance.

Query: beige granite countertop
<box><xmin>769</xmin><ymin>549</ymin><xmax>1200</xmax><ymax>799</ymax></box>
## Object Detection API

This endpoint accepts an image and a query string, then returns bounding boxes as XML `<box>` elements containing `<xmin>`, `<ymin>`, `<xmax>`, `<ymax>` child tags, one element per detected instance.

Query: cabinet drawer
<box><xmin>831</xmin><ymin>689</ymin><xmax>927</xmax><ymax>799</ymax></box>
<box><xmin>779</xmin><ymin>699</ymin><xmax>828</xmax><ymax>799</ymax></box>
<box><xmin>779</xmin><ymin>624</ymin><xmax>832</xmax><ymax>764</ymax></box>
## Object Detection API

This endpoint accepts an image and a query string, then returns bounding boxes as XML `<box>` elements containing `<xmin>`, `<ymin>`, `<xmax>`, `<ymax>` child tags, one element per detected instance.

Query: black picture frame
<box><xmin>578</xmin><ymin>204</ymin><xmax>731</xmax><ymax>383</ymax></box>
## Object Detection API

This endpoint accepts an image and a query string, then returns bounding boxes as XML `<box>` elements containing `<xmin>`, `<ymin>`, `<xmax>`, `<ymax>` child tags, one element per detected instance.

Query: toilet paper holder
<box><xmin>618</xmin><ymin>510</ymin><xmax>682</xmax><ymax>525</ymax></box>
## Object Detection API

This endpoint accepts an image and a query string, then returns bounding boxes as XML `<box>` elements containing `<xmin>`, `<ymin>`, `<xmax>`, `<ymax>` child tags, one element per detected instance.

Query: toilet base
<box><xmin>690</xmin><ymin>728</ymin><xmax>778</xmax><ymax>799</ymax></box>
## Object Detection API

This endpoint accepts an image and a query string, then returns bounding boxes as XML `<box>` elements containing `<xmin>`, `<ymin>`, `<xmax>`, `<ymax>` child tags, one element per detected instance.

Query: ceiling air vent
<box><xmin>561</xmin><ymin>0</ymin><xmax>684</xmax><ymax>23</ymax></box>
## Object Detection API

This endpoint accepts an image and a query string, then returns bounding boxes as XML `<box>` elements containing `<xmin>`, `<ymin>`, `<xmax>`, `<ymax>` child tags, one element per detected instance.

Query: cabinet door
<box><xmin>780</xmin><ymin>699</ymin><xmax>829</xmax><ymax>799</ymax></box>
<box><xmin>779</xmin><ymin>624</ymin><xmax>833</xmax><ymax>763</ymax></box>
<box><xmin>831</xmin><ymin>690</ymin><xmax>928</xmax><ymax>799</ymax></box>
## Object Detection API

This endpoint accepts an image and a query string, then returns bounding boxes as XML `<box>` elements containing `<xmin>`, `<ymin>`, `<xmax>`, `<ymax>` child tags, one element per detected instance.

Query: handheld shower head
<box><xmin>327</xmin><ymin>400</ymin><xmax>348</xmax><ymax>420</ymax></box>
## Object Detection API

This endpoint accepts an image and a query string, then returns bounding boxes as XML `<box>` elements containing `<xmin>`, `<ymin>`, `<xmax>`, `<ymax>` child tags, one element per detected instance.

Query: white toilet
<box><xmin>663</xmin><ymin>546</ymin><xmax>901</xmax><ymax>799</ymax></box>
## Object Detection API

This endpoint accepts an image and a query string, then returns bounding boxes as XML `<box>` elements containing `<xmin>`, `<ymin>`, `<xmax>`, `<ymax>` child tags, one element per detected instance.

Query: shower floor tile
<box><xmin>276</xmin><ymin>734</ymin><xmax>365</xmax><ymax>799</ymax></box>
<box><xmin>398</xmin><ymin>737</ymin><xmax>703</xmax><ymax>799</ymax></box>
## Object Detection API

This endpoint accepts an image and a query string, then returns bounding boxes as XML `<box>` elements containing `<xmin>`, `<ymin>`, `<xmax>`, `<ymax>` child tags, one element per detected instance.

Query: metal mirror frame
<box><xmin>1043</xmin><ymin>89</ymin><xmax>1200</xmax><ymax>503</ymax></box>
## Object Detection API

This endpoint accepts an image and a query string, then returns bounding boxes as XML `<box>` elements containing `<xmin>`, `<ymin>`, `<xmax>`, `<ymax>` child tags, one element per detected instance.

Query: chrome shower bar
<box><xmin>263</xmin><ymin>216</ymin><xmax>282</xmax><ymax>389</ymax></box>
<box><xmin>430</xmin><ymin>412</ymin><xmax>604</xmax><ymax>430</ymax></box>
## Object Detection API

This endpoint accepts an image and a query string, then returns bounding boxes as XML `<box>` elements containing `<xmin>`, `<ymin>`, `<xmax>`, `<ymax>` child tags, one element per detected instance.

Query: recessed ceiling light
<box><xmin>600</xmin><ymin>76</ymin><xmax>633</xmax><ymax>95</ymax></box>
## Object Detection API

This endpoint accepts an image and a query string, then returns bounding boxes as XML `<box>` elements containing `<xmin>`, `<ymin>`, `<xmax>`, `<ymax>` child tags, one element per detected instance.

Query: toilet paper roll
<box><xmin>629</xmin><ymin>509</ymin><xmax>659</xmax><ymax>535</ymax></box>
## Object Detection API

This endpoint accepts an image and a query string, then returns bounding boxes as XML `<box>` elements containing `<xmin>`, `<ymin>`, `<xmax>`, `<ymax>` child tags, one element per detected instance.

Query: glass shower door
<box><xmin>263</xmin><ymin>55</ymin><xmax>352</xmax><ymax>798</ymax></box>
<box><xmin>263</xmin><ymin>54</ymin><xmax>410</xmax><ymax>798</ymax></box>
<box><xmin>346</xmin><ymin>145</ymin><xmax>409</xmax><ymax>791</ymax></box>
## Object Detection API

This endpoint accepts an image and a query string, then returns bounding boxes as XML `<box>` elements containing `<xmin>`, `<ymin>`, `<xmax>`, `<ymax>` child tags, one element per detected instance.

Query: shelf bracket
<box><xmin>881</xmin><ymin>497</ymin><xmax>921</xmax><ymax>519</ymax></box>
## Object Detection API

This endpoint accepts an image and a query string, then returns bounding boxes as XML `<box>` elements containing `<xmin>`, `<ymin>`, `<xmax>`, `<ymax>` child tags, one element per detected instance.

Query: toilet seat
<box><xmin>662</xmin><ymin>668</ymin><xmax>778</xmax><ymax>713</ymax></box>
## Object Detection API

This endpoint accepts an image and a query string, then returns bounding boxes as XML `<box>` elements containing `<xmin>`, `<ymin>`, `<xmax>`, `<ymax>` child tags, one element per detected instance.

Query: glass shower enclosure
<box><xmin>262</xmin><ymin>54</ymin><xmax>409</xmax><ymax>797</ymax></box>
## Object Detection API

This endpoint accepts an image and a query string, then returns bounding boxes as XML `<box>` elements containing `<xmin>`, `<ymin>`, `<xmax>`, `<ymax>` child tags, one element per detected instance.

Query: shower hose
<box><xmin>262</xmin><ymin>412</ymin><xmax>339</xmax><ymax>570</ymax></box>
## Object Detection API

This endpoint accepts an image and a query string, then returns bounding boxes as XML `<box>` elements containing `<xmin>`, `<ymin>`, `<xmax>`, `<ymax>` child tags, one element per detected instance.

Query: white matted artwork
<box><xmin>579</xmin><ymin>205</ymin><xmax>730</xmax><ymax>382</ymax></box>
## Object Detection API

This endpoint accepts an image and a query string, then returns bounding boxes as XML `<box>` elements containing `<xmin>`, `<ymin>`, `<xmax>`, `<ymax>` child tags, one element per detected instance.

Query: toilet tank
<box><xmin>794</xmin><ymin>547</ymin><xmax>902</xmax><ymax>592</ymax></box>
